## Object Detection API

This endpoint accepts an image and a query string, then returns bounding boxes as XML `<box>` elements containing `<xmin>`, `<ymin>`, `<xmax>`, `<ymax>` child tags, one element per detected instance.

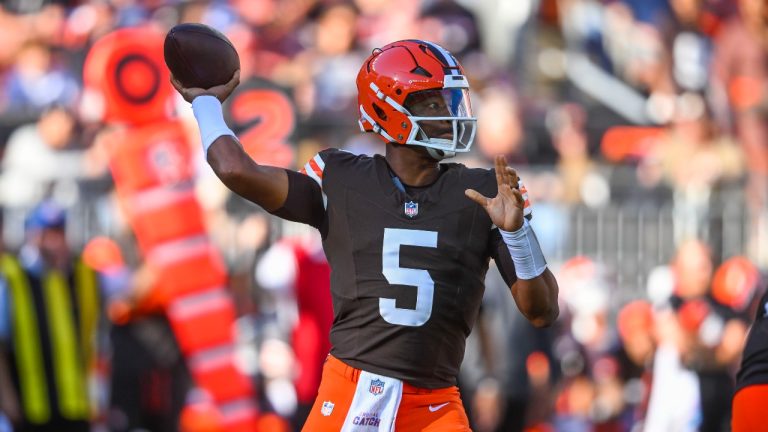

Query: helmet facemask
<box><xmin>403</xmin><ymin>88</ymin><xmax>476</xmax><ymax>155</ymax></box>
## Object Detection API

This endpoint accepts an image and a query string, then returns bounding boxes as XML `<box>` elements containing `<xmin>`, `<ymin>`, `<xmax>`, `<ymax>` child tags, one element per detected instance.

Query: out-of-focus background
<box><xmin>0</xmin><ymin>0</ymin><xmax>765</xmax><ymax>431</ymax></box>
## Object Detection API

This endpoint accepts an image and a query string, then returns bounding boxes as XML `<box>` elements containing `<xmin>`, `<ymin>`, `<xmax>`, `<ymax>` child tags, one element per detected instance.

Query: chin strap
<box><xmin>426</xmin><ymin>148</ymin><xmax>455</xmax><ymax>160</ymax></box>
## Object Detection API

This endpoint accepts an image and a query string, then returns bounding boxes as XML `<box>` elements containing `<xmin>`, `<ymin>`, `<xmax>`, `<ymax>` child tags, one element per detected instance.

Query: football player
<box><xmin>732</xmin><ymin>289</ymin><xmax>768</xmax><ymax>432</ymax></box>
<box><xmin>172</xmin><ymin>39</ymin><xmax>559</xmax><ymax>432</ymax></box>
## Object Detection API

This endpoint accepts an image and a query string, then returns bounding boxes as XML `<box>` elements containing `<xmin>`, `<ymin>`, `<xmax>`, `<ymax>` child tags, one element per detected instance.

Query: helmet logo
<box><xmin>404</xmin><ymin>201</ymin><xmax>419</xmax><ymax>218</ymax></box>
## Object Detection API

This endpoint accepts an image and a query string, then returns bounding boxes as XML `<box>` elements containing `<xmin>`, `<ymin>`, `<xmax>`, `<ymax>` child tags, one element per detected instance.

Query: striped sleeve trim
<box><xmin>299</xmin><ymin>153</ymin><xmax>328</xmax><ymax>209</ymax></box>
<box><xmin>301</xmin><ymin>154</ymin><xmax>325</xmax><ymax>188</ymax></box>
<box><xmin>519</xmin><ymin>180</ymin><xmax>532</xmax><ymax>218</ymax></box>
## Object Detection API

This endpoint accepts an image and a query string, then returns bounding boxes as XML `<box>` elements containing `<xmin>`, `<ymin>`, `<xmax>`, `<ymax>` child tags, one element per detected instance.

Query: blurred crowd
<box><xmin>0</xmin><ymin>0</ymin><xmax>767</xmax><ymax>431</ymax></box>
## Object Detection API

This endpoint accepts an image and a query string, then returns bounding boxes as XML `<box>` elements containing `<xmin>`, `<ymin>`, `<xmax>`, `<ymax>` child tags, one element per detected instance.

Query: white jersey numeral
<box><xmin>380</xmin><ymin>228</ymin><xmax>438</xmax><ymax>327</ymax></box>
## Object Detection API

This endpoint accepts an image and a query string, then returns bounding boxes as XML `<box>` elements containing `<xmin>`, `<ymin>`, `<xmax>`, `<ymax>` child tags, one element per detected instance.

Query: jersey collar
<box><xmin>373</xmin><ymin>154</ymin><xmax>454</xmax><ymax>206</ymax></box>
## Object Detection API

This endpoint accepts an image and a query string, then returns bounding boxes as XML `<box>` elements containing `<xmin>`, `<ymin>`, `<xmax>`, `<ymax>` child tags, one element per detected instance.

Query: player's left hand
<box><xmin>465</xmin><ymin>155</ymin><xmax>525</xmax><ymax>232</ymax></box>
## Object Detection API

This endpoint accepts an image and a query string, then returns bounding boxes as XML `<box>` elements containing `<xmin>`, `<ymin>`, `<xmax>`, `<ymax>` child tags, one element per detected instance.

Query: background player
<box><xmin>171</xmin><ymin>39</ymin><xmax>558</xmax><ymax>431</ymax></box>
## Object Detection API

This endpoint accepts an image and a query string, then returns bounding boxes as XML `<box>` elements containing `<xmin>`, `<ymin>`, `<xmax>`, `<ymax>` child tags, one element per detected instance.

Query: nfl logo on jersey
<box><xmin>321</xmin><ymin>401</ymin><xmax>334</xmax><ymax>416</ymax></box>
<box><xmin>404</xmin><ymin>201</ymin><xmax>418</xmax><ymax>218</ymax></box>
<box><xmin>369</xmin><ymin>378</ymin><xmax>385</xmax><ymax>395</ymax></box>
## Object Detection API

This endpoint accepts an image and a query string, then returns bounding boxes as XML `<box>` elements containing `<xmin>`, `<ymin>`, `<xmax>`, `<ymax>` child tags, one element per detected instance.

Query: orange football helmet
<box><xmin>712</xmin><ymin>256</ymin><xmax>759</xmax><ymax>311</ymax></box>
<box><xmin>356</xmin><ymin>39</ymin><xmax>476</xmax><ymax>159</ymax></box>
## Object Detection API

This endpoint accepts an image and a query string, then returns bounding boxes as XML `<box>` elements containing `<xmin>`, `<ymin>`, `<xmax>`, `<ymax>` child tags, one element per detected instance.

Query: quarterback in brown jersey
<box><xmin>172</xmin><ymin>39</ymin><xmax>559</xmax><ymax>432</ymax></box>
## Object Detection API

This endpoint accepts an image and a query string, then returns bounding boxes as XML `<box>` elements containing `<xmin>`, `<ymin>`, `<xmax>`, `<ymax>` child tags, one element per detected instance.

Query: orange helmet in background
<box><xmin>356</xmin><ymin>39</ymin><xmax>476</xmax><ymax>159</ymax></box>
<box><xmin>82</xmin><ymin>236</ymin><xmax>125</xmax><ymax>272</ymax></box>
<box><xmin>712</xmin><ymin>256</ymin><xmax>759</xmax><ymax>311</ymax></box>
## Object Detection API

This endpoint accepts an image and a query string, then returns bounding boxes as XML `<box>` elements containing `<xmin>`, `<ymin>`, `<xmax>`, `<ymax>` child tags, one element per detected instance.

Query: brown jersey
<box><xmin>273</xmin><ymin>148</ymin><xmax>519</xmax><ymax>388</ymax></box>
<box><xmin>736</xmin><ymin>290</ymin><xmax>768</xmax><ymax>392</ymax></box>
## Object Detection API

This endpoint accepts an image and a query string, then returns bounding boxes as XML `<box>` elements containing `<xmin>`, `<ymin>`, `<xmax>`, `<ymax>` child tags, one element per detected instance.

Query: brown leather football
<box><xmin>164</xmin><ymin>23</ymin><xmax>240</xmax><ymax>89</ymax></box>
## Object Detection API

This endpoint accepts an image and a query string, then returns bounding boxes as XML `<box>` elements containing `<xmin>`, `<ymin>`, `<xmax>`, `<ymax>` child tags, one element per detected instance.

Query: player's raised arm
<box><xmin>466</xmin><ymin>156</ymin><xmax>559</xmax><ymax>327</ymax></box>
<box><xmin>171</xmin><ymin>71</ymin><xmax>291</xmax><ymax>212</ymax></box>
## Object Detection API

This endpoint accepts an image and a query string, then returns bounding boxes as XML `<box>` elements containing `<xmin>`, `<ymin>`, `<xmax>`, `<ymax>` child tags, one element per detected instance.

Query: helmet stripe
<box><xmin>421</xmin><ymin>41</ymin><xmax>459</xmax><ymax>75</ymax></box>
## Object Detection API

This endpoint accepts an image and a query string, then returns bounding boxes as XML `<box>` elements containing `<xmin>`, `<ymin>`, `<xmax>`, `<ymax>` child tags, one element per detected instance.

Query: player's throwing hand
<box><xmin>170</xmin><ymin>69</ymin><xmax>240</xmax><ymax>104</ymax></box>
<box><xmin>465</xmin><ymin>155</ymin><xmax>525</xmax><ymax>232</ymax></box>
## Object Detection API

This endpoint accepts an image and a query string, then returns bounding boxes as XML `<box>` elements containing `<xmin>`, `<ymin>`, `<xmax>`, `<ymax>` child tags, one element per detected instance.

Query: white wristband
<box><xmin>499</xmin><ymin>219</ymin><xmax>547</xmax><ymax>280</ymax></box>
<box><xmin>191</xmin><ymin>95</ymin><xmax>236</xmax><ymax>154</ymax></box>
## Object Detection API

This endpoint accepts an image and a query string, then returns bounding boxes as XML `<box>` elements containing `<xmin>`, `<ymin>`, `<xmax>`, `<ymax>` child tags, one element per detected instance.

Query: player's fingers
<box><xmin>505</xmin><ymin>167</ymin><xmax>519</xmax><ymax>188</ymax></box>
<box><xmin>207</xmin><ymin>70</ymin><xmax>241</xmax><ymax>102</ymax></box>
<box><xmin>465</xmin><ymin>189</ymin><xmax>490</xmax><ymax>207</ymax></box>
<box><xmin>498</xmin><ymin>184</ymin><xmax>523</xmax><ymax>207</ymax></box>
<box><xmin>169</xmin><ymin>75</ymin><xmax>207</xmax><ymax>102</ymax></box>
<box><xmin>170</xmin><ymin>75</ymin><xmax>184</xmax><ymax>92</ymax></box>
<box><xmin>510</xmin><ymin>187</ymin><xmax>525</xmax><ymax>208</ymax></box>
<box><xmin>226</xmin><ymin>69</ymin><xmax>240</xmax><ymax>89</ymax></box>
<box><xmin>498</xmin><ymin>156</ymin><xmax>511</xmax><ymax>186</ymax></box>
<box><xmin>494</xmin><ymin>156</ymin><xmax>504</xmax><ymax>187</ymax></box>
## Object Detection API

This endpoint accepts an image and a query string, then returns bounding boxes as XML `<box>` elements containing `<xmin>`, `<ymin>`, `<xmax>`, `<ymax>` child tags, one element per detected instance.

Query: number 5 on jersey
<box><xmin>381</xmin><ymin>228</ymin><xmax>438</xmax><ymax>327</ymax></box>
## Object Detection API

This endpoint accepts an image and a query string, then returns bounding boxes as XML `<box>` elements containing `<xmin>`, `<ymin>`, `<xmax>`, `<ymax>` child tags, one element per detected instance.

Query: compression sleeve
<box><xmin>487</xmin><ymin>228</ymin><xmax>519</xmax><ymax>287</ymax></box>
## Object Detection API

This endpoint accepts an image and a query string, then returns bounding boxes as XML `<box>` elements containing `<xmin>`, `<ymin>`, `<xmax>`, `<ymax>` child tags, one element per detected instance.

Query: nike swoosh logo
<box><xmin>428</xmin><ymin>402</ymin><xmax>450</xmax><ymax>412</ymax></box>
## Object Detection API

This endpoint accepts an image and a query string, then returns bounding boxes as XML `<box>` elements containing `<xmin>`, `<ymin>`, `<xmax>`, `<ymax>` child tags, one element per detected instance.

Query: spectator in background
<box><xmin>474</xmin><ymin>84</ymin><xmax>527</xmax><ymax>164</ymax></box>
<box><xmin>255</xmin><ymin>232</ymin><xmax>333</xmax><ymax>431</ymax></box>
<box><xmin>643</xmin><ymin>304</ymin><xmax>702</xmax><ymax>432</ymax></box>
<box><xmin>650</xmin><ymin>94</ymin><xmax>744</xmax><ymax>242</ymax></box>
<box><xmin>81</xmin><ymin>236</ymin><xmax>192</xmax><ymax>432</ymax></box>
<box><xmin>0</xmin><ymin>105</ymin><xmax>85</xmax><ymax>208</ymax></box>
<box><xmin>0</xmin><ymin>6</ymin><xmax>26</xmax><ymax>68</ymax></box>
<box><xmin>353</xmin><ymin>0</ymin><xmax>420</xmax><ymax>50</ymax></box>
<box><xmin>711</xmin><ymin>0</ymin><xmax>768</xmax><ymax>177</ymax></box>
<box><xmin>552</xmin><ymin>256</ymin><xmax>628</xmax><ymax>431</ymax></box>
<box><xmin>461</xmin><ymin>264</ymin><xmax>558</xmax><ymax>432</ymax></box>
<box><xmin>0</xmin><ymin>42</ymin><xmax>78</xmax><ymax>126</ymax></box>
<box><xmin>712</xmin><ymin>0</ymin><xmax>768</xmax><ymax>265</ymax></box>
<box><xmin>667</xmin><ymin>239</ymin><xmax>748</xmax><ymax>432</ymax></box>
<box><xmin>266</xmin><ymin>2</ymin><xmax>366</xmax><ymax>148</ymax></box>
<box><xmin>548</xmin><ymin>103</ymin><xmax>608</xmax><ymax>207</ymax></box>
<box><xmin>667</xmin><ymin>0</ymin><xmax>718</xmax><ymax>94</ymax></box>
<box><xmin>0</xmin><ymin>200</ymin><xmax>101</xmax><ymax>432</ymax></box>
<box><xmin>417</xmin><ymin>0</ymin><xmax>482</xmax><ymax>60</ymax></box>
<box><xmin>615</xmin><ymin>300</ymin><xmax>656</xmax><ymax>428</ymax></box>
<box><xmin>459</xmin><ymin>0</ymin><xmax>537</xmax><ymax>69</ymax></box>
<box><xmin>301</xmin><ymin>3</ymin><xmax>365</xmax><ymax>124</ymax></box>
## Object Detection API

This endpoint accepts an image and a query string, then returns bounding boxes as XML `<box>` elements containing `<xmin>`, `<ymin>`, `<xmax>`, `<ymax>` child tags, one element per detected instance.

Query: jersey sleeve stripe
<box><xmin>303</xmin><ymin>162</ymin><xmax>322</xmax><ymax>188</ymax></box>
<box><xmin>312</xmin><ymin>154</ymin><xmax>326</xmax><ymax>170</ymax></box>
<box><xmin>298</xmin><ymin>153</ymin><xmax>327</xmax><ymax>209</ymax></box>
<box><xmin>308</xmin><ymin>158</ymin><xmax>324</xmax><ymax>179</ymax></box>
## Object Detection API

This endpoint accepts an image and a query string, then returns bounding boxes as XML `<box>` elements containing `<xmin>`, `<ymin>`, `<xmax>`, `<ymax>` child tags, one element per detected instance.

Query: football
<box><xmin>164</xmin><ymin>23</ymin><xmax>240</xmax><ymax>89</ymax></box>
